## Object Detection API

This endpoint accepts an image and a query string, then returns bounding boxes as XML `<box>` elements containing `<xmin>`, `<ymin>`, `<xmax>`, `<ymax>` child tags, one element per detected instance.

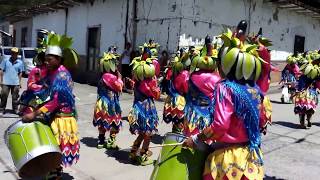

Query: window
<box><xmin>294</xmin><ymin>35</ymin><xmax>305</xmax><ymax>54</ymax></box>
<box><xmin>24</xmin><ymin>49</ymin><xmax>36</xmax><ymax>58</ymax></box>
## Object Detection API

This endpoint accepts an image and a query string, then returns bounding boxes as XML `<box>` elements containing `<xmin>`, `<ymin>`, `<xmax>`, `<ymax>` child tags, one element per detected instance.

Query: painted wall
<box><xmin>136</xmin><ymin>0</ymin><xmax>320</xmax><ymax>60</ymax></box>
<box><xmin>31</xmin><ymin>9</ymin><xmax>66</xmax><ymax>47</ymax></box>
<box><xmin>67</xmin><ymin>0</ymin><xmax>129</xmax><ymax>55</ymax></box>
<box><xmin>12</xmin><ymin>18</ymin><xmax>33</xmax><ymax>47</ymax></box>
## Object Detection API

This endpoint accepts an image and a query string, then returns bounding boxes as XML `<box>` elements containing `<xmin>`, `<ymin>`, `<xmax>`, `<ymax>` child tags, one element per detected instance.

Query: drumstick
<box><xmin>148</xmin><ymin>142</ymin><xmax>183</xmax><ymax>149</ymax></box>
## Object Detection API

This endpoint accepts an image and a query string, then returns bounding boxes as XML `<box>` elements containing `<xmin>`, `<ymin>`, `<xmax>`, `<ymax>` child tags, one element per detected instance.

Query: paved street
<box><xmin>0</xmin><ymin>78</ymin><xmax>319</xmax><ymax>180</ymax></box>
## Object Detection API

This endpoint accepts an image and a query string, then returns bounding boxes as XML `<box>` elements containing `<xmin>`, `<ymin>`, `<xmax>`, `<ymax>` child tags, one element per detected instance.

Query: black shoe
<box><xmin>307</xmin><ymin>121</ymin><xmax>312</xmax><ymax>128</ymax></box>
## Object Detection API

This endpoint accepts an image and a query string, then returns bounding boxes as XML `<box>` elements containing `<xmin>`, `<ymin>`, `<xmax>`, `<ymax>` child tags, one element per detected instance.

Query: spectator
<box><xmin>120</xmin><ymin>42</ymin><xmax>132</xmax><ymax>79</ymax></box>
<box><xmin>159</xmin><ymin>50</ymin><xmax>169</xmax><ymax>72</ymax></box>
<box><xmin>0</xmin><ymin>47</ymin><xmax>24</xmax><ymax>115</ymax></box>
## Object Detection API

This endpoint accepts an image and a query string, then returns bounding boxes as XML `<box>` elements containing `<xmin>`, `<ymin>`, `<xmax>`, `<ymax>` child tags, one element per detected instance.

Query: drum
<box><xmin>5</xmin><ymin>120</ymin><xmax>62</xmax><ymax>178</ymax></box>
<box><xmin>150</xmin><ymin>132</ymin><xmax>207</xmax><ymax>180</ymax></box>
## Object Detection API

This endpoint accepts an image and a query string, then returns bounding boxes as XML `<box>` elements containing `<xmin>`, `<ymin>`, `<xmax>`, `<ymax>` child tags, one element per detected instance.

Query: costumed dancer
<box><xmin>294</xmin><ymin>50</ymin><xmax>320</xmax><ymax>128</ymax></box>
<box><xmin>19</xmin><ymin>51</ymin><xmax>48</xmax><ymax>115</ymax></box>
<box><xmin>280</xmin><ymin>54</ymin><xmax>301</xmax><ymax>103</ymax></box>
<box><xmin>128</xmin><ymin>41</ymin><xmax>161</xmax><ymax>165</ymax></box>
<box><xmin>249</xmin><ymin>28</ymin><xmax>273</xmax><ymax>130</ymax></box>
<box><xmin>92</xmin><ymin>47</ymin><xmax>124</xmax><ymax>149</ymax></box>
<box><xmin>22</xmin><ymin>33</ymin><xmax>80</xmax><ymax>179</ymax></box>
<box><xmin>163</xmin><ymin>48</ymin><xmax>190</xmax><ymax>133</ymax></box>
<box><xmin>183</xmin><ymin>21</ymin><xmax>271</xmax><ymax>180</ymax></box>
<box><xmin>183</xmin><ymin>35</ymin><xmax>221</xmax><ymax>137</ymax></box>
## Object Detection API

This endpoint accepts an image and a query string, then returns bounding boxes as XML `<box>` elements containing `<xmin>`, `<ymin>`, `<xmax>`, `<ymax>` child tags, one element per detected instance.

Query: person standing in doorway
<box><xmin>0</xmin><ymin>47</ymin><xmax>24</xmax><ymax>115</ymax></box>
<box><xmin>121</xmin><ymin>42</ymin><xmax>132</xmax><ymax>92</ymax></box>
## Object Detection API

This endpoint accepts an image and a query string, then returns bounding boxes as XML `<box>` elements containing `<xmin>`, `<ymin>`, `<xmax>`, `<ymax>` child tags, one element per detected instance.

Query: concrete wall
<box><xmin>136</xmin><ymin>0</ymin><xmax>320</xmax><ymax>60</ymax></box>
<box><xmin>0</xmin><ymin>21</ymin><xmax>11</xmax><ymax>46</ymax></box>
<box><xmin>67</xmin><ymin>0</ymin><xmax>129</xmax><ymax>55</ymax></box>
<box><xmin>13</xmin><ymin>18</ymin><xmax>33</xmax><ymax>47</ymax></box>
<box><xmin>31</xmin><ymin>9</ymin><xmax>66</xmax><ymax>47</ymax></box>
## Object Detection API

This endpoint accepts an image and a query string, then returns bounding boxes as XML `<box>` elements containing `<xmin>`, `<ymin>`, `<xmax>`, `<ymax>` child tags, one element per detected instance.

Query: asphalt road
<box><xmin>0</xmin><ymin>79</ymin><xmax>319</xmax><ymax>180</ymax></box>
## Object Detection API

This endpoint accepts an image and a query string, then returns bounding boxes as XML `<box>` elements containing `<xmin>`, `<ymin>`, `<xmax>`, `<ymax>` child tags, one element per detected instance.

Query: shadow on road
<box><xmin>62</xmin><ymin>172</ymin><xmax>75</xmax><ymax>180</ymax></box>
<box><xmin>80</xmin><ymin>137</ymin><xmax>97</xmax><ymax>148</ymax></box>
<box><xmin>264</xmin><ymin>175</ymin><xmax>286</xmax><ymax>180</ymax></box>
<box><xmin>313</xmin><ymin>122</ymin><xmax>320</xmax><ymax>127</ymax></box>
<box><xmin>151</xmin><ymin>134</ymin><xmax>164</xmax><ymax>145</ymax></box>
<box><xmin>105</xmin><ymin>149</ymin><xmax>138</xmax><ymax>166</ymax></box>
<box><xmin>270</xmin><ymin>100</ymin><xmax>292</xmax><ymax>105</ymax></box>
<box><xmin>122</xmin><ymin>116</ymin><xmax>128</xmax><ymax>122</ymax></box>
<box><xmin>18</xmin><ymin>172</ymin><xmax>74</xmax><ymax>180</ymax></box>
<box><xmin>273</xmin><ymin>121</ymin><xmax>302</xmax><ymax>129</ymax></box>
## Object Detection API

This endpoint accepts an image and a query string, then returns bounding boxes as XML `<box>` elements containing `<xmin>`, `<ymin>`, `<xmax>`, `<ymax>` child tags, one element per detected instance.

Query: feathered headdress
<box><xmin>190</xmin><ymin>35</ymin><xmax>218</xmax><ymax>73</ymax></box>
<box><xmin>131</xmin><ymin>41</ymin><xmax>160</xmax><ymax>81</ymax></box>
<box><xmin>36</xmin><ymin>32</ymin><xmax>79</xmax><ymax>70</ymax></box>
<box><xmin>218</xmin><ymin>28</ymin><xmax>268</xmax><ymax>81</ymax></box>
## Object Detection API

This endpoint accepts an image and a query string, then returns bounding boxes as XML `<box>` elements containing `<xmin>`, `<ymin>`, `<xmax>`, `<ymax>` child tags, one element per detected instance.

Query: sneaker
<box><xmin>307</xmin><ymin>121</ymin><xmax>312</xmax><ymax>128</ymax></box>
<box><xmin>137</xmin><ymin>154</ymin><xmax>154</xmax><ymax>166</ymax></box>
<box><xmin>97</xmin><ymin>143</ymin><xmax>104</xmax><ymax>149</ymax></box>
<box><xmin>104</xmin><ymin>138</ymin><xmax>119</xmax><ymax>150</ymax></box>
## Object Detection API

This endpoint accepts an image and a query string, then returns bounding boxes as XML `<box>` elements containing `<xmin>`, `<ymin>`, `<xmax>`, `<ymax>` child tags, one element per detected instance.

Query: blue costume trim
<box><xmin>130</xmin><ymin>98</ymin><xmax>158</xmax><ymax>134</ymax></box>
<box><xmin>50</xmin><ymin>70</ymin><xmax>75</xmax><ymax>110</ymax></box>
<box><xmin>213</xmin><ymin>80</ymin><xmax>263</xmax><ymax>164</ymax></box>
<box><xmin>184</xmin><ymin>79</ymin><xmax>213</xmax><ymax>131</ymax></box>
<box><xmin>92</xmin><ymin>80</ymin><xmax>122</xmax><ymax>130</ymax></box>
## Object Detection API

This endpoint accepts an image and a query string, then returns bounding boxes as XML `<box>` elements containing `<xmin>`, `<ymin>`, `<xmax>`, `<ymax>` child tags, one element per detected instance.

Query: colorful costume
<box><xmin>92</xmin><ymin>51</ymin><xmax>123</xmax><ymax>149</ymax></box>
<box><xmin>184</xmin><ymin>36</ymin><xmax>221</xmax><ymax>137</ymax></box>
<box><xmin>187</xmin><ymin>22</ymin><xmax>272</xmax><ymax>180</ymax></box>
<box><xmin>128</xmin><ymin>41</ymin><xmax>161</xmax><ymax>165</ymax></box>
<box><xmin>294</xmin><ymin>50</ymin><xmax>320</xmax><ymax>128</ymax></box>
<box><xmin>39</xmin><ymin>65</ymin><xmax>79</xmax><ymax>167</ymax></box>
<box><xmin>19</xmin><ymin>54</ymin><xmax>48</xmax><ymax>115</ymax></box>
<box><xmin>163</xmin><ymin>49</ymin><xmax>190</xmax><ymax>133</ymax></box>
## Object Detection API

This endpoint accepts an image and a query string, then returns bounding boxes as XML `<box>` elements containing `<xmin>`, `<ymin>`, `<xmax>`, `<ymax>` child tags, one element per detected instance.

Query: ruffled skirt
<box><xmin>50</xmin><ymin>116</ymin><xmax>80</xmax><ymax>167</ymax></box>
<box><xmin>203</xmin><ymin>146</ymin><xmax>264</xmax><ymax>180</ymax></box>
<box><xmin>294</xmin><ymin>90</ymin><xmax>318</xmax><ymax>115</ymax></box>
<box><xmin>163</xmin><ymin>94</ymin><xmax>185</xmax><ymax>125</ymax></box>
<box><xmin>183</xmin><ymin>103</ymin><xmax>213</xmax><ymax>137</ymax></box>
<box><xmin>93</xmin><ymin>94</ymin><xmax>122</xmax><ymax>131</ymax></box>
<box><xmin>128</xmin><ymin>98</ymin><xmax>158</xmax><ymax>135</ymax></box>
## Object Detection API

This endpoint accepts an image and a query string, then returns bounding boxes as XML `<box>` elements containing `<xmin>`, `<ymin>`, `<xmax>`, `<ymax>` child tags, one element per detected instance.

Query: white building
<box><xmin>2</xmin><ymin>0</ymin><xmax>320</xmax><ymax>83</ymax></box>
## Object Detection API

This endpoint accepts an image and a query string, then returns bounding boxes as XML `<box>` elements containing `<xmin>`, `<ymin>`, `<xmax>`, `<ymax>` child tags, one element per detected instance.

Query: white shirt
<box><xmin>122</xmin><ymin>50</ymin><xmax>130</xmax><ymax>64</ymax></box>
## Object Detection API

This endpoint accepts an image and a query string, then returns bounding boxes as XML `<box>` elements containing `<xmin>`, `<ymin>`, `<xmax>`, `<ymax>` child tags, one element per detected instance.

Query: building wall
<box><xmin>136</xmin><ymin>0</ymin><xmax>320</xmax><ymax>60</ymax></box>
<box><xmin>0</xmin><ymin>21</ymin><xmax>11</xmax><ymax>46</ymax></box>
<box><xmin>13</xmin><ymin>18</ymin><xmax>33</xmax><ymax>47</ymax></box>
<box><xmin>31</xmin><ymin>9</ymin><xmax>66</xmax><ymax>47</ymax></box>
<box><xmin>67</xmin><ymin>0</ymin><xmax>129</xmax><ymax>55</ymax></box>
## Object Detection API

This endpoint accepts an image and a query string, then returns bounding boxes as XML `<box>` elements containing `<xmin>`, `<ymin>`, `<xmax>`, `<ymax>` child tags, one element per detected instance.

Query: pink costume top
<box><xmin>285</xmin><ymin>64</ymin><xmax>301</xmax><ymax>76</ymax></box>
<box><xmin>207</xmin><ymin>83</ymin><xmax>268</xmax><ymax>143</ymax></box>
<box><xmin>39</xmin><ymin>65</ymin><xmax>75</xmax><ymax>115</ymax></box>
<box><xmin>190</xmin><ymin>71</ymin><xmax>221</xmax><ymax>99</ymax></box>
<box><xmin>173</xmin><ymin>70</ymin><xmax>189</xmax><ymax>95</ymax></box>
<box><xmin>138</xmin><ymin>78</ymin><xmax>160</xmax><ymax>100</ymax></box>
<box><xmin>256</xmin><ymin>46</ymin><xmax>271</xmax><ymax>94</ymax></box>
<box><xmin>102</xmin><ymin>73</ymin><xmax>123</xmax><ymax>92</ymax></box>
<box><xmin>27</xmin><ymin>65</ymin><xmax>47</xmax><ymax>91</ymax></box>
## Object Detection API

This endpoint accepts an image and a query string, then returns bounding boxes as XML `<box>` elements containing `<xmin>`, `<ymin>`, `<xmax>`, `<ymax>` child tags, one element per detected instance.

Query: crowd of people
<box><xmin>12</xmin><ymin>17</ymin><xmax>320</xmax><ymax>180</ymax></box>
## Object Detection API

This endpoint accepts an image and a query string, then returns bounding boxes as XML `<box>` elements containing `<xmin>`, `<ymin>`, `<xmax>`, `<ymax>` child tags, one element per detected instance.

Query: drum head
<box><xmin>19</xmin><ymin>152</ymin><xmax>62</xmax><ymax>178</ymax></box>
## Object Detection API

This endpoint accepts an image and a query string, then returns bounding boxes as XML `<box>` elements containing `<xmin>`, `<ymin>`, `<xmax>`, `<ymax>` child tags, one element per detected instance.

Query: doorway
<box><xmin>294</xmin><ymin>35</ymin><xmax>305</xmax><ymax>54</ymax></box>
<box><xmin>87</xmin><ymin>26</ymin><xmax>101</xmax><ymax>71</ymax></box>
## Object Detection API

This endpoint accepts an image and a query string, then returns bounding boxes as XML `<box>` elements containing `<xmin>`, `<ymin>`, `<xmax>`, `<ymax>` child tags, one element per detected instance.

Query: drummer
<box><xmin>22</xmin><ymin>41</ymin><xmax>79</xmax><ymax>179</ymax></box>
<box><xmin>183</xmin><ymin>20</ymin><xmax>270</xmax><ymax>180</ymax></box>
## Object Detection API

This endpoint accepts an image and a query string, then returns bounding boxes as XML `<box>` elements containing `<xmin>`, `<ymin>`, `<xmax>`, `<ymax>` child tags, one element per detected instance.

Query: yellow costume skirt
<box><xmin>203</xmin><ymin>146</ymin><xmax>264</xmax><ymax>180</ymax></box>
<box><xmin>50</xmin><ymin>116</ymin><xmax>80</xmax><ymax>166</ymax></box>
